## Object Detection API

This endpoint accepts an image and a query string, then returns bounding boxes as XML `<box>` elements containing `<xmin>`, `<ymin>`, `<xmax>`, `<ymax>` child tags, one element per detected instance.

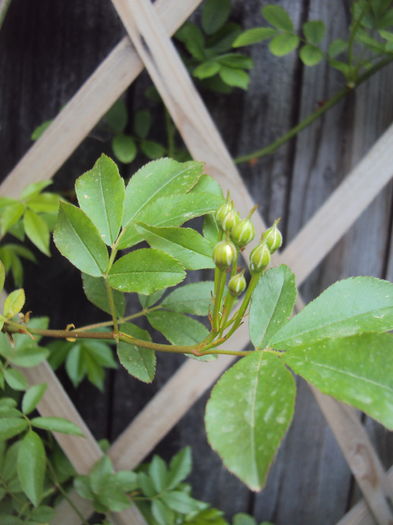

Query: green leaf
<box><xmin>31</xmin><ymin>416</ymin><xmax>84</xmax><ymax>436</ymax></box>
<box><xmin>303</xmin><ymin>20</ymin><xmax>325</xmax><ymax>45</ymax></box>
<box><xmin>104</xmin><ymin>99</ymin><xmax>128</xmax><ymax>134</ymax></box>
<box><xmin>0</xmin><ymin>202</ymin><xmax>24</xmax><ymax>235</ymax></box>
<box><xmin>167</xmin><ymin>447</ymin><xmax>192</xmax><ymax>489</ymax></box>
<box><xmin>262</xmin><ymin>5</ymin><xmax>294</xmax><ymax>31</ymax></box>
<box><xmin>205</xmin><ymin>352</ymin><xmax>296</xmax><ymax>490</ymax></box>
<box><xmin>53</xmin><ymin>202</ymin><xmax>109</xmax><ymax>277</ymax></box>
<box><xmin>149</xmin><ymin>455</ymin><xmax>168</xmax><ymax>492</ymax></box>
<box><xmin>328</xmin><ymin>38</ymin><xmax>348</xmax><ymax>58</ymax></box>
<box><xmin>112</xmin><ymin>134</ymin><xmax>137</xmax><ymax>164</ymax></box>
<box><xmin>233</xmin><ymin>514</ymin><xmax>257</xmax><ymax>525</ymax></box>
<box><xmin>4</xmin><ymin>369</ymin><xmax>28</xmax><ymax>391</ymax></box>
<box><xmin>162</xmin><ymin>281</ymin><xmax>214</xmax><ymax>316</ymax></box>
<box><xmin>152</xmin><ymin>499</ymin><xmax>175</xmax><ymax>525</ymax></box>
<box><xmin>117</xmin><ymin>323</ymin><xmax>156</xmax><ymax>383</ymax></box>
<box><xmin>0</xmin><ymin>342</ymin><xmax>49</xmax><ymax>367</ymax></box>
<box><xmin>0</xmin><ymin>418</ymin><xmax>28</xmax><ymax>441</ymax></box>
<box><xmin>193</xmin><ymin>61</ymin><xmax>221</xmax><ymax>80</ymax></box>
<box><xmin>29</xmin><ymin>505</ymin><xmax>54</xmax><ymax>522</ymax></box>
<box><xmin>119</xmin><ymin>192</ymin><xmax>222</xmax><ymax>249</ymax></box>
<box><xmin>82</xmin><ymin>273</ymin><xmax>125</xmax><ymax>316</ymax></box>
<box><xmin>122</xmin><ymin>158</ymin><xmax>203</xmax><ymax>228</ymax></box>
<box><xmin>269</xmin><ymin>33</ymin><xmax>299</xmax><ymax>56</ymax></box>
<box><xmin>202</xmin><ymin>0</ymin><xmax>231</xmax><ymax>34</ymax></box>
<box><xmin>27</xmin><ymin>192</ymin><xmax>60</xmax><ymax>214</ymax></box>
<box><xmin>176</xmin><ymin>22</ymin><xmax>205</xmax><ymax>60</ymax></box>
<box><xmin>148</xmin><ymin>310</ymin><xmax>209</xmax><ymax>346</ymax></box>
<box><xmin>219</xmin><ymin>66</ymin><xmax>250</xmax><ymax>89</ymax></box>
<box><xmin>138</xmin><ymin>289</ymin><xmax>164</xmax><ymax>309</ymax></box>
<box><xmin>108</xmin><ymin>248</ymin><xmax>185</xmax><ymax>294</ymax></box>
<box><xmin>233</xmin><ymin>27</ymin><xmax>276</xmax><ymax>47</ymax></box>
<box><xmin>141</xmin><ymin>140</ymin><xmax>166</xmax><ymax>160</ymax></box>
<box><xmin>17</xmin><ymin>431</ymin><xmax>46</xmax><ymax>506</ymax></box>
<box><xmin>23</xmin><ymin>209</ymin><xmax>50</xmax><ymax>255</ymax></box>
<box><xmin>217</xmin><ymin>53</ymin><xmax>253</xmax><ymax>69</ymax></box>
<box><xmin>76</xmin><ymin>154</ymin><xmax>125</xmax><ymax>246</ymax></box>
<box><xmin>161</xmin><ymin>491</ymin><xmax>201</xmax><ymax>514</ymax></box>
<box><xmin>65</xmin><ymin>344</ymin><xmax>85</xmax><ymax>387</ymax></box>
<box><xmin>4</xmin><ymin>288</ymin><xmax>25</xmax><ymax>318</ymax></box>
<box><xmin>284</xmin><ymin>333</ymin><xmax>393</xmax><ymax>430</ymax></box>
<box><xmin>31</xmin><ymin>120</ymin><xmax>52</xmax><ymax>141</ymax></box>
<box><xmin>270</xmin><ymin>277</ymin><xmax>393</xmax><ymax>349</ymax></box>
<box><xmin>136</xmin><ymin>223</ymin><xmax>214</xmax><ymax>270</ymax></box>
<box><xmin>21</xmin><ymin>180</ymin><xmax>52</xmax><ymax>199</ymax></box>
<box><xmin>133</xmin><ymin>109</ymin><xmax>151</xmax><ymax>139</ymax></box>
<box><xmin>22</xmin><ymin>384</ymin><xmax>47</xmax><ymax>415</ymax></box>
<box><xmin>89</xmin><ymin>456</ymin><xmax>114</xmax><ymax>493</ymax></box>
<box><xmin>299</xmin><ymin>44</ymin><xmax>324</xmax><ymax>66</ymax></box>
<box><xmin>250</xmin><ymin>265</ymin><xmax>297</xmax><ymax>349</ymax></box>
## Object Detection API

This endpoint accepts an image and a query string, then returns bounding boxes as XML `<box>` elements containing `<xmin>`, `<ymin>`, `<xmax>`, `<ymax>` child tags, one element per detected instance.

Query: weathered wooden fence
<box><xmin>0</xmin><ymin>1</ymin><xmax>392</xmax><ymax>524</ymax></box>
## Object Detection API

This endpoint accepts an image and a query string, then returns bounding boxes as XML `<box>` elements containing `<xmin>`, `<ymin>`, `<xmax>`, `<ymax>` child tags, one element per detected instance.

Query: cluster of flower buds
<box><xmin>249</xmin><ymin>220</ymin><xmax>282</xmax><ymax>274</ymax></box>
<box><xmin>215</xmin><ymin>200</ymin><xmax>256</xmax><ymax>249</ymax></box>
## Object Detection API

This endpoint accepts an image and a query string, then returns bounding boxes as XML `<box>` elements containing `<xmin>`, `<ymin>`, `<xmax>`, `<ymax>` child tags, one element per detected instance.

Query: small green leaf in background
<box><xmin>82</xmin><ymin>273</ymin><xmax>125</xmax><ymax>317</ymax></box>
<box><xmin>17</xmin><ymin>431</ymin><xmax>46</xmax><ymax>506</ymax></box>
<box><xmin>270</xmin><ymin>276</ymin><xmax>393</xmax><ymax>349</ymax></box>
<box><xmin>108</xmin><ymin>248</ymin><xmax>185</xmax><ymax>294</ymax></box>
<box><xmin>176</xmin><ymin>22</ymin><xmax>205</xmax><ymax>61</ymax></box>
<box><xmin>54</xmin><ymin>202</ymin><xmax>109</xmax><ymax>277</ymax></box>
<box><xmin>27</xmin><ymin>191</ymin><xmax>60</xmax><ymax>214</ymax></box>
<box><xmin>233</xmin><ymin>27</ymin><xmax>276</xmax><ymax>47</ymax></box>
<box><xmin>3</xmin><ymin>368</ymin><xmax>28</xmax><ymax>391</ymax></box>
<box><xmin>3</xmin><ymin>288</ymin><xmax>25</xmax><ymax>318</ymax></box>
<box><xmin>233</xmin><ymin>514</ymin><xmax>257</xmax><ymax>525</ymax></box>
<box><xmin>21</xmin><ymin>180</ymin><xmax>52</xmax><ymax>199</ymax></box>
<box><xmin>202</xmin><ymin>0</ymin><xmax>231</xmax><ymax>35</ymax></box>
<box><xmin>303</xmin><ymin>20</ymin><xmax>325</xmax><ymax>44</ymax></box>
<box><xmin>31</xmin><ymin>416</ymin><xmax>84</xmax><ymax>436</ymax></box>
<box><xmin>22</xmin><ymin>384</ymin><xmax>47</xmax><ymax>415</ymax></box>
<box><xmin>117</xmin><ymin>323</ymin><xmax>156</xmax><ymax>383</ymax></box>
<box><xmin>31</xmin><ymin>120</ymin><xmax>52</xmax><ymax>141</ymax></box>
<box><xmin>328</xmin><ymin>38</ymin><xmax>348</xmax><ymax>58</ymax></box>
<box><xmin>0</xmin><ymin>418</ymin><xmax>28</xmax><ymax>441</ymax></box>
<box><xmin>0</xmin><ymin>261</ymin><xmax>5</xmax><ymax>291</ymax></box>
<box><xmin>112</xmin><ymin>134</ymin><xmax>137</xmax><ymax>164</ymax></box>
<box><xmin>193</xmin><ymin>61</ymin><xmax>221</xmax><ymax>79</ymax></box>
<box><xmin>161</xmin><ymin>490</ymin><xmax>202</xmax><ymax>514</ymax></box>
<box><xmin>76</xmin><ymin>154</ymin><xmax>125</xmax><ymax>246</ymax></box>
<box><xmin>285</xmin><ymin>333</ymin><xmax>393</xmax><ymax>430</ymax></box>
<box><xmin>104</xmin><ymin>99</ymin><xmax>128</xmax><ymax>134</ymax></box>
<box><xmin>299</xmin><ymin>44</ymin><xmax>324</xmax><ymax>66</ymax></box>
<box><xmin>149</xmin><ymin>455</ymin><xmax>168</xmax><ymax>492</ymax></box>
<box><xmin>167</xmin><ymin>446</ymin><xmax>192</xmax><ymax>489</ymax></box>
<box><xmin>0</xmin><ymin>201</ymin><xmax>25</xmax><ymax>236</ymax></box>
<box><xmin>262</xmin><ymin>4</ymin><xmax>294</xmax><ymax>31</ymax></box>
<box><xmin>162</xmin><ymin>281</ymin><xmax>214</xmax><ymax>316</ymax></box>
<box><xmin>269</xmin><ymin>33</ymin><xmax>300</xmax><ymax>56</ymax></box>
<box><xmin>205</xmin><ymin>352</ymin><xmax>296</xmax><ymax>490</ymax></box>
<box><xmin>152</xmin><ymin>499</ymin><xmax>175</xmax><ymax>525</ymax></box>
<box><xmin>136</xmin><ymin>223</ymin><xmax>215</xmax><ymax>270</ymax></box>
<box><xmin>133</xmin><ymin>109</ymin><xmax>151</xmax><ymax>139</ymax></box>
<box><xmin>147</xmin><ymin>310</ymin><xmax>209</xmax><ymax>346</ymax></box>
<box><xmin>250</xmin><ymin>265</ymin><xmax>297</xmax><ymax>349</ymax></box>
<box><xmin>23</xmin><ymin>209</ymin><xmax>50</xmax><ymax>255</ymax></box>
<box><xmin>219</xmin><ymin>66</ymin><xmax>250</xmax><ymax>89</ymax></box>
<box><xmin>141</xmin><ymin>140</ymin><xmax>166</xmax><ymax>160</ymax></box>
<box><xmin>138</xmin><ymin>289</ymin><xmax>165</xmax><ymax>309</ymax></box>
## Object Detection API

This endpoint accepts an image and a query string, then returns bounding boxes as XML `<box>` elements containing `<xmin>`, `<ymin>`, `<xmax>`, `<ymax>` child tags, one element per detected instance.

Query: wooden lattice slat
<box><xmin>1</xmin><ymin>0</ymin><xmax>392</xmax><ymax>523</ymax></box>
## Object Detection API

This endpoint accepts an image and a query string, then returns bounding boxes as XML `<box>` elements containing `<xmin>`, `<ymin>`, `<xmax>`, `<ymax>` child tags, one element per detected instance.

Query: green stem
<box><xmin>75</xmin><ymin>305</ymin><xmax>162</xmax><ymax>332</ymax></box>
<box><xmin>347</xmin><ymin>3</ymin><xmax>367</xmax><ymax>71</ymax></box>
<box><xmin>104</xmin><ymin>278</ymin><xmax>119</xmax><ymax>336</ymax></box>
<box><xmin>219</xmin><ymin>292</ymin><xmax>235</xmax><ymax>336</ymax></box>
<box><xmin>235</xmin><ymin>56</ymin><xmax>393</xmax><ymax>164</ymax></box>
<box><xmin>46</xmin><ymin>459</ymin><xmax>90</xmax><ymax>525</ymax></box>
<box><xmin>224</xmin><ymin>272</ymin><xmax>261</xmax><ymax>340</ymax></box>
<box><xmin>212</xmin><ymin>268</ymin><xmax>227</xmax><ymax>332</ymax></box>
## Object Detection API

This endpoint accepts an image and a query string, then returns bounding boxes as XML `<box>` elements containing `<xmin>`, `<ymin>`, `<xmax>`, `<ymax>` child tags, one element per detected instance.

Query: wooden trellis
<box><xmin>1</xmin><ymin>0</ymin><xmax>393</xmax><ymax>523</ymax></box>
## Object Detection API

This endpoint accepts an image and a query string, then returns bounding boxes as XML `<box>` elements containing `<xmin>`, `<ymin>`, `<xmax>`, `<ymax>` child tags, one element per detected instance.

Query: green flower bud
<box><xmin>215</xmin><ymin>201</ymin><xmax>233</xmax><ymax>225</ymax></box>
<box><xmin>231</xmin><ymin>218</ymin><xmax>255</xmax><ymax>248</ymax></box>
<box><xmin>221</xmin><ymin>209</ymin><xmax>240</xmax><ymax>233</ymax></box>
<box><xmin>228</xmin><ymin>271</ymin><xmax>247</xmax><ymax>297</ymax></box>
<box><xmin>262</xmin><ymin>220</ymin><xmax>282</xmax><ymax>254</ymax></box>
<box><xmin>213</xmin><ymin>240</ymin><xmax>237</xmax><ymax>270</ymax></box>
<box><xmin>249</xmin><ymin>242</ymin><xmax>271</xmax><ymax>273</ymax></box>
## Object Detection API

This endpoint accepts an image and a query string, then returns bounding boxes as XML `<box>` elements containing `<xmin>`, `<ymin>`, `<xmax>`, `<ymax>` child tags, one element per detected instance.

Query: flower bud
<box><xmin>215</xmin><ymin>201</ymin><xmax>233</xmax><ymax>225</ymax></box>
<box><xmin>213</xmin><ymin>240</ymin><xmax>237</xmax><ymax>270</ymax></box>
<box><xmin>249</xmin><ymin>241</ymin><xmax>271</xmax><ymax>273</ymax></box>
<box><xmin>228</xmin><ymin>271</ymin><xmax>247</xmax><ymax>297</ymax></box>
<box><xmin>262</xmin><ymin>220</ymin><xmax>282</xmax><ymax>254</ymax></box>
<box><xmin>231</xmin><ymin>218</ymin><xmax>255</xmax><ymax>248</ymax></box>
<box><xmin>220</xmin><ymin>209</ymin><xmax>240</xmax><ymax>233</ymax></box>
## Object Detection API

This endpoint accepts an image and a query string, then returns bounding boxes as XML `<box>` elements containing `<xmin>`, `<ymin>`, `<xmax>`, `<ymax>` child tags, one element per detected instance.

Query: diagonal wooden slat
<box><xmin>0</xmin><ymin>0</ymin><xmax>203</xmax><ymax>198</ymax></box>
